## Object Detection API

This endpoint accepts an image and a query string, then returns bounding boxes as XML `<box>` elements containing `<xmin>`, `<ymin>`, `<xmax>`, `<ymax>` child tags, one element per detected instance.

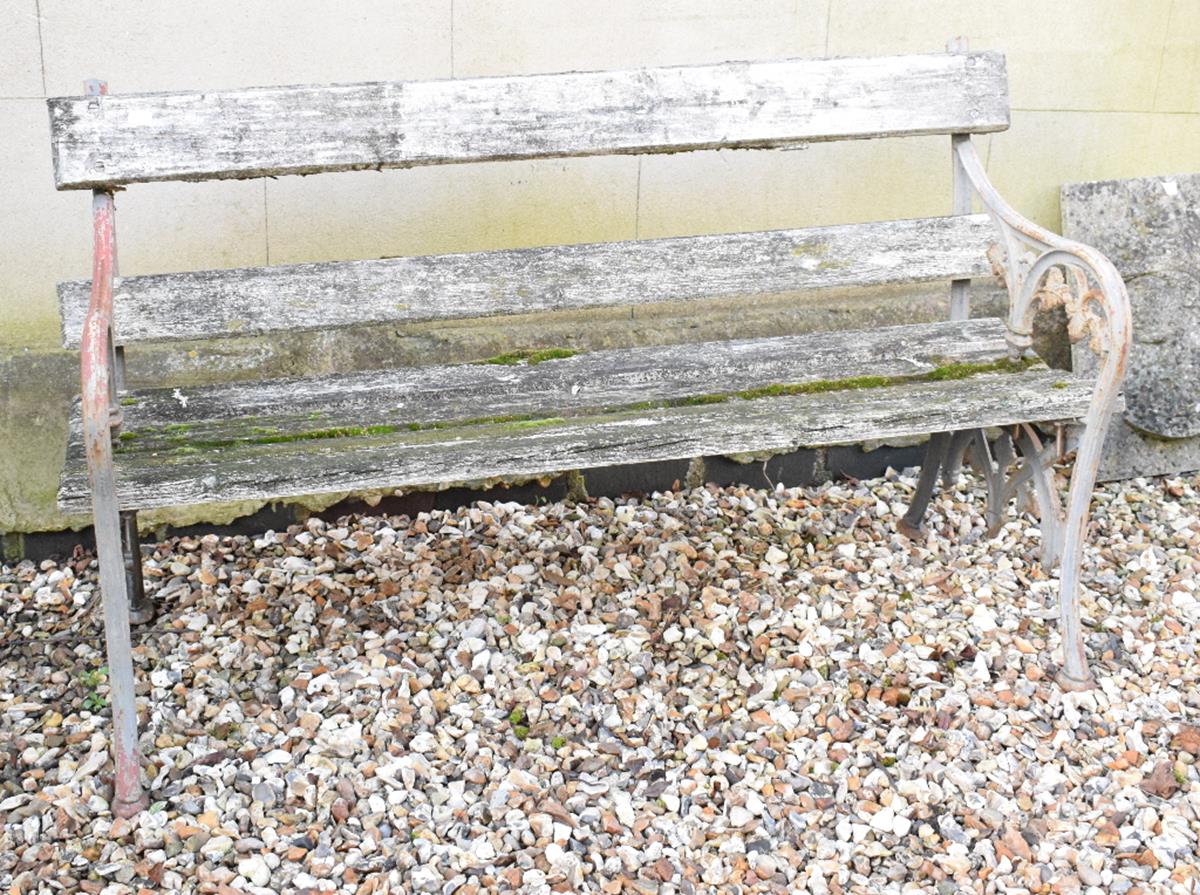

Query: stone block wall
<box><xmin>3</xmin><ymin>1</ymin><xmax>1199</xmax><ymax>538</ymax></box>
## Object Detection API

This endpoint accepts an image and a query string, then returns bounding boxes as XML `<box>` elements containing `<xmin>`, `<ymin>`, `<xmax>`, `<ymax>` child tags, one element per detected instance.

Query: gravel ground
<box><xmin>2</xmin><ymin>468</ymin><xmax>1200</xmax><ymax>895</ymax></box>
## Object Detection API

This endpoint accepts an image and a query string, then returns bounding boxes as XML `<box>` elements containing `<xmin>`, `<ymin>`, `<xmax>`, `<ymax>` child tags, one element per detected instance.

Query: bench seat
<box><xmin>59</xmin><ymin>318</ymin><xmax>1094</xmax><ymax>513</ymax></box>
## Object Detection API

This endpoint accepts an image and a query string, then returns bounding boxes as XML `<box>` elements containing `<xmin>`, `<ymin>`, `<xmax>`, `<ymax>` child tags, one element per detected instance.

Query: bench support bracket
<box><xmin>122</xmin><ymin>511</ymin><xmax>153</xmax><ymax>624</ymax></box>
<box><xmin>902</xmin><ymin>424</ymin><xmax>1063</xmax><ymax>568</ymax></box>
<box><xmin>953</xmin><ymin>135</ymin><xmax>1132</xmax><ymax>689</ymax></box>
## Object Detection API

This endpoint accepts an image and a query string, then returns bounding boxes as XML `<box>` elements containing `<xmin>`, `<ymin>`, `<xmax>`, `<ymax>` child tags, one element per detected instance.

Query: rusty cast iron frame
<box><xmin>958</xmin><ymin>134</ymin><xmax>1131</xmax><ymax>689</ymax></box>
<box><xmin>903</xmin><ymin>129</ymin><xmax>1131</xmax><ymax>691</ymax></box>
<box><xmin>79</xmin><ymin>79</ymin><xmax>150</xmax><ymax>817</ymax></box>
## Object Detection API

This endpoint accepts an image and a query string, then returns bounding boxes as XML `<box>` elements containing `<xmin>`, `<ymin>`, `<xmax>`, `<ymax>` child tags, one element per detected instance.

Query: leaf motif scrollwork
<box><xmin>986</xmin><ymin>240</ymin><xmax>1112</xmax><ymax>358</ymax></box>
<box><xmin>1032</xmin><ymin>267</ymin><xmax>1110</xmax><ymax>357</ymax></box>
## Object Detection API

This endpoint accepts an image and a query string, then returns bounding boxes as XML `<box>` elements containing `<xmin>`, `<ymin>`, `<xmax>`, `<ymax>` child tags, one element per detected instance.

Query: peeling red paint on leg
<box><xmin>80</xmin><ymin>78</ymin><xmax>148</xmax><ymax>817</ymax></box>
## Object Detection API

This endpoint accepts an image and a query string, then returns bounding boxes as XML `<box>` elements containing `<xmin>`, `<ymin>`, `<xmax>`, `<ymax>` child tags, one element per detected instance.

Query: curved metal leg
<box><xmin>949</xmin><ymin>136</ymin><xmax>1130</xmax><ymax>690</ymax></box>
<box><xmin>898</xmin><ymin>432</ymin><xmax>952</xmax><ymax>539</ymax></box>
<box><xmin>1055</xmin><ymin>421</ymin><xmax>1105</xmax><ymax>691</ymax></box>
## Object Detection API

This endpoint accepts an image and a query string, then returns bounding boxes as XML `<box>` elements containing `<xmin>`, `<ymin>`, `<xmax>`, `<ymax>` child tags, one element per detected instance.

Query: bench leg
<box><xmin>121</xmin><ymin>511</ymin><xmax>153</xmax><ymax>624</ymax></box>
<box><xmin>967</xmin><ymin>429</ymin><xmax>1007</xmax><ymax>537</ymax></box>
<box><xmin>92</xmin><ymin>492</ymin><xmax>149</xmax><ymax>816</ymax></box>
<box><xmin>80</xmin><ymin>167</ymin><xmax>147</xmax><ymax>816</ymax></box>
<box><xmin>1056</xmin><ymin>421</ymin><xmax>1103</xmax><ymax>691</ymax></box>
<box><xmin>898</xmin><ymin>432</ymin><xmax>952</xmax><ymax>539</ymax></box>
<box><xmin>940</xmin><ymin>430</ymin><xmax>973</xmax><ymax>489</ymax></box>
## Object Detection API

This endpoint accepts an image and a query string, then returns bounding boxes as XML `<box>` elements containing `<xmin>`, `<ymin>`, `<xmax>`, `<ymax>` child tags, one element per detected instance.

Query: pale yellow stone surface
<box><xmin>0</xmin><ymin>99</ymin><xmax>90</xmax><ymax>351</ymax></box>
<box><xmin>452</xmin><ymin>0</ymin><xmax>828</xmax><ymax>76</ymax></box>
<box><xmin>38</xmin><ymin>0</ymin><xmax>451</xmax><ymax>93</ymax></box>
<box><xmin>1156</xmin><ymin>1</ymin><xmax>1200</xmax><ymax>113</ymax></box>
<box><xmin>0</xmin><ymin>101</ymin><xmax>267</xmax><ymax>353</ymax></box>
<box><xmin>988</xmin><ymin>110</ymin><xmax>1200</xmax><ymax>231</ymax></box>
<box><xmin>4</xmin><ymin>1</ymin><xmax>1200</xmax><ymax>534</ymax></box>
<box><xmin>637</xmin><ymin>136</ymin><xmax>972</xmax><ymax>239</ymax></box>
<box><xmin>265</xmin><ymin>157</ymin><xmax>639</xmax><ymax>264</ymax></box>
<box><xmin>827</xmin><ymin>0</ymin><xmax>1174</xmax><ymax>113</ymax></box>
<box><xmin>1</xmin><ymin>0</ymin><xmax>44</xmax><ymax>98</ymax></box>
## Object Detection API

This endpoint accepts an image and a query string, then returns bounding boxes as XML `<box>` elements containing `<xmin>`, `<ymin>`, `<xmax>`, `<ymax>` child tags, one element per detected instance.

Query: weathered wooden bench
<box><xmin>49</xmin><ymin>48</ymin><xmax>1130</xmax><ymax>815</ymax></box>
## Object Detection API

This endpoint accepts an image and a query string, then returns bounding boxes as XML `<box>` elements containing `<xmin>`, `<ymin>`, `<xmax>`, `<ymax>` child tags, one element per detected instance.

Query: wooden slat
<box><xmin>49</xmin><ymin>52</ymin><xmax>1009</xmax><ymax>190</ymax></box>
<box><xmin>58</xmin><ymin>368</ymin><xmax>1094</xmax><ymax>514</ymax></box>
<box><xmin>91</xmin><ymin>319</ymin><xmax>1012</xmax><ymax>450</ymax></box>
<box><xmin>59</xmin><ymin>320</ymin><xmax>1093</xmax><ymax>512</ymax></box>
<box><xmin>59</xmin><ymin>215</ymin><xmax>996</xmax><ymax>348</ymax></box>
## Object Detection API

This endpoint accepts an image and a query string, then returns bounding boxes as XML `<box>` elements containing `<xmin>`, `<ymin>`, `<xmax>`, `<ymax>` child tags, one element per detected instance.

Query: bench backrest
<box><xmin>49</xmin><ymin>52</ymin><xmax>1008</xmax><ymax>190</ymax></box>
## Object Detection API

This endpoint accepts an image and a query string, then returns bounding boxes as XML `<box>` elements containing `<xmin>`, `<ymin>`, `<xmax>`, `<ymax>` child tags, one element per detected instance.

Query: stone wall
<box><xmin>3</xmin><ymin>1</ymin><xmax>1200</xmax><ymax>537</ymax></box>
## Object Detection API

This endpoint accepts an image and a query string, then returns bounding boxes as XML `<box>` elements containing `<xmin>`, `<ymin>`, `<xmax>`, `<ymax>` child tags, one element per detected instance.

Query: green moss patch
<box><xmin>115</xmin><ymin>354</ymin><xmax>1043</xmax><ymax>459</ymax></box>
<box><xmin>250</xmin><ymin>424</ymin><xmax>399</xmax><ymax>444</ymax></box>
<box><xmin>646</xmin><ymin>357</ymin><xmax>1040</xmax><ymax>409</ymax></box>
<box><xmin>922</xmin><ymin>357</ymin><xmax>1037</xmax><ymax>381</ymax></box>
<box><xmin>733</xmin><ymin>375</ymin><xmax>894</xmax><ymax>401</ymax></box>
<box><xmin>479</xmin><ymin>348</ymin><xmax>579</xmax><ymax>366</ymax></box>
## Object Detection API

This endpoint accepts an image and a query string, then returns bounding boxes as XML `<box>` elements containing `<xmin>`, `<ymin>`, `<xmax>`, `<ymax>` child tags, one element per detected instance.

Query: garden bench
<box><xmin>48</xmin><ymin>48</ymin><xmax>1130</xmax><ymax>816</ymax></box>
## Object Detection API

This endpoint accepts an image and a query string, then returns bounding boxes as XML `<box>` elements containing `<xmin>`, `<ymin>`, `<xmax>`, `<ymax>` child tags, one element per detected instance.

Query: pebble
<box><xmin>250</xmin><ymin>782</ymin><xmax>276</xmax><ymax>807</ymax></box>
<box><xmin>729</xmin><ymin>805</ymin><xmax>755</xmax><ymax>827</ymax></box>
<box><xmin>199</xmin><ymin>835</ymin><xmax>233</xmax><ymax>858</ymax></box>
<box><xmin>1</xmin><ymin>473</ymin><xmax>1198</xmax><ymax>894</ymax></box>
<box><xmin>237</xmin><ymin>854</ymin><xmax>271</xmax><ymax>887</ymax></box>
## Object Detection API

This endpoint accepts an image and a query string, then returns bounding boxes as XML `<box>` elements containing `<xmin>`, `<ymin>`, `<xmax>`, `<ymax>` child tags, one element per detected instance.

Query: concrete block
<box><xmin>826</xmin><ymin>0</ymin><xmax>1173</xmax><ymax>113</ymax></box>
<box><xmin>0</xmin><ymin>349</ymin><xmax>83</xmax><ymax>533</ymax></box>
<box><xmin>452</xmin><ymin>0</ymin><xmax>827</xmax><ymax>76</ymax></box>
<box><xmin>264</xmin><ymin>156</ymin><xmax>639</xmax><ymax>264</ymax></box>
<box><xmin>39</xmin><ymin>0</ymin><xmax>451</xmax><ymax>94</ymax></box>
<box><xmin>1</xmin><ymin>0</ymin><xmax>45</xmax><ymax>97</ymax></box>
<box><xmin>1063</xmin><ymin>172</ymin><xmax>1200</xmax><ymax>480</ymax></box>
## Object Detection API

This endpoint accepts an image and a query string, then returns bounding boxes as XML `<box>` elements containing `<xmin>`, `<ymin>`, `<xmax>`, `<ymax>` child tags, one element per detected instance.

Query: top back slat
<box><xmin>49</xmin><ymin>52</ymin><xmax>1009</xmax><ymax>190</ymax></box>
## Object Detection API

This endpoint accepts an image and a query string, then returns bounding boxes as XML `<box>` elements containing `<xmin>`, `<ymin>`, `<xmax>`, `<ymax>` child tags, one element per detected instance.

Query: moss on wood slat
<box><xmin>113</xmin><ymin>355</ymin><xmax>1046</xmax><ymax>458</ymax></box>
<box><xmin>477</xmin><ymin>347</ymin><xmax>579</xmax><ymax>366</ymax></box>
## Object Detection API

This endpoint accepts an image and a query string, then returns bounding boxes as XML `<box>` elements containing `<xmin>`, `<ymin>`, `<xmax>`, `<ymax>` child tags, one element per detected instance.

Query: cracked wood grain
<box><xmin>77</xmin><ymin>319</ymin><xmax>1010</xmax><ymax>453</ymax></box>
<box><xmin>59</xmin><ymin>365</ymin><xmax>1093</xmax><ymax>513</ymax></box>
<box><xmin>49</xmin><ymin>52</ymin><xmax>1009</xmax><ymax>189</ymax></box>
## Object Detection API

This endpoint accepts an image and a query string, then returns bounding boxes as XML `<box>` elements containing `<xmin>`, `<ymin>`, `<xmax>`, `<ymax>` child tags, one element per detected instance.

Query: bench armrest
<box><xmin>954</xmin><ymin>135</ymin><xmax>1133</xmax><ymax>688</ymax></box>
<box><xmin>953</xmin><ymin>136</ymin><xmax>1132</xmax><ymax>428</ymax></box>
